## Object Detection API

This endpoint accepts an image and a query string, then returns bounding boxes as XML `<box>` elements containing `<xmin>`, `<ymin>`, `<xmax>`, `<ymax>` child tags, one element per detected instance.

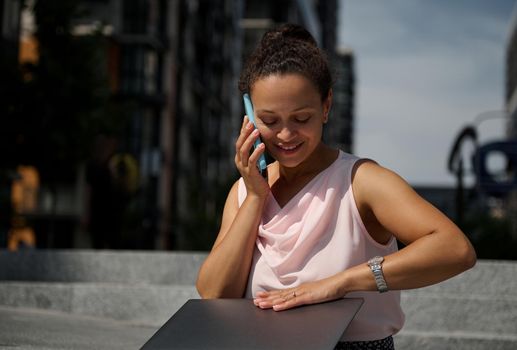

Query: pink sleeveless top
<box><xmin>237</xmin><ymin>151</ymin><xmax>405</xmax><ymax>341</ymax></box>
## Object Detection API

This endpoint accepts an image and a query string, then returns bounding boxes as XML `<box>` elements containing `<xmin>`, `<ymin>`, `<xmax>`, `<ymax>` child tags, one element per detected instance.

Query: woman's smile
<box><xmin>274</xmin><ymin>141</ymin><xmax>304</xmax><ymax>155</ymax></box>
<box><xmin>251</xmin><ymin>74</ymin><xmax>331</xmax><ymax>170</ymax></box>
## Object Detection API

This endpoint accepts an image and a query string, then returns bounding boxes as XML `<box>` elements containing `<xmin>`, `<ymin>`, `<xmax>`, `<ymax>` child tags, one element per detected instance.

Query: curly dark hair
<box><xmin>239</xmin><ymin>23</ymin><xmax>333</xmax><ymax>101</ymax></box>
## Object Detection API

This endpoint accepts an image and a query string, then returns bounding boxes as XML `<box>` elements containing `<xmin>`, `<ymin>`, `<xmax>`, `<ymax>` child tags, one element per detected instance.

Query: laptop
<box><xmin>141</xmin><ymin>298</ymin><xmax>363</xmax><ymax>350</ymax></box>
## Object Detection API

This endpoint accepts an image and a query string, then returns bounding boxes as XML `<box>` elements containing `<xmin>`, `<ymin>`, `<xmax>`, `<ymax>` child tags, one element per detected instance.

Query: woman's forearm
<box><xmin>341</xmin><ymin>229</ymin><xmax>476</xmax><ymax>294</ymax></box>
<box><xmin>252</xmin><ymin>227</ymin><xmax>476</xmax><ymax>311</ymax></box>
<box><xmin>196</xmin><ymin>195</ymin><xmax>266</xmax><ymax>298</ymax></box>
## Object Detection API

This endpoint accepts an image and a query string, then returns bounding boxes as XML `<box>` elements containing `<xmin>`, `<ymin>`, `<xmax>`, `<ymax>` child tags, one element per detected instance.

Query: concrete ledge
<box><xmin>1</xmin><ymin>250</ymin><xmax>516</xmax><ymax>349</ymax></box>
<box><xmin>0</xmin><ymin>250</ymin><xmax>207</xmax><ymax>285</ymax></box>
<box><xmin>408</xmin><ymin>260</ymin><xmax>517</xmax><ymax>296</ymax></box>
<box><xmin>395</xmin><ymin>330</ymin><xmax>517</xmax><ymax>350</ymax></box>
<box><xmin>401</xmin><ymin>293</ymin><xmax>517</xmax><ymax>334</ymax></box>
<box><xmin>0</xmin><ymin>306</ymin><xmax>156</xmax><ymax>350</ymax></box>
<box><xmin>0</xmin><ymin>282</ymin><xmax>199</xmax><ymax>326</ymax></box>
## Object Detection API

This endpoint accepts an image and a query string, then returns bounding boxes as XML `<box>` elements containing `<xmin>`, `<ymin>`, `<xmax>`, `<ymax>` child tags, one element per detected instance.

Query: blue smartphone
<box><xmin>243</xmin><ymin>93</ymin><xmax>267</xmax><ymax>174</ymax></box>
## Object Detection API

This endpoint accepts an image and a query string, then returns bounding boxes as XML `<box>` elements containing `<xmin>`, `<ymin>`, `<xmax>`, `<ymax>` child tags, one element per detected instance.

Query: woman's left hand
<box><xmin>253</xmin><ymin>275</ymin><xmax>345</xmax><ymax>311</ymax></box>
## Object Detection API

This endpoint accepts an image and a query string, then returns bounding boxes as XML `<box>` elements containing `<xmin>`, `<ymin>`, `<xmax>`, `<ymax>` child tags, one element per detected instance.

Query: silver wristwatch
<box><xmin>367</xmin><ymin>256</ymin><xmax>388</xmax><ymax>293</ymax></box>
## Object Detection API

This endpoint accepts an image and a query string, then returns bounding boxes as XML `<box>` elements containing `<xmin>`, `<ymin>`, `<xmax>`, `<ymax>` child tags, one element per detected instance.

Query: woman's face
<box><xmin>250</xmin><ymin>74</ymin><xmax>331</xmax><ymax>168</ymax></box>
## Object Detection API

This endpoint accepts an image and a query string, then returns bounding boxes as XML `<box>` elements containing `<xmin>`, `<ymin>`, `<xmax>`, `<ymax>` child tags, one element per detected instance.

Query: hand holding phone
<box><xmin>243</xmin><ymin>93</ymin><xmax>267</xmax><ymax>174</ymax></box>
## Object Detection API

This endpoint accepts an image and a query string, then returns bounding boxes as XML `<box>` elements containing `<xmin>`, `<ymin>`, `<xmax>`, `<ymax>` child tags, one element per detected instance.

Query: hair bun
<box><xmin>262</xmin><ymin>23</ymin><xmax>318</xmax><ymax>47</ymax></box>
<box><xmin>239</xmin><ymin>22</ymin><xmax>332</xmax><ymax>97</ymax></box>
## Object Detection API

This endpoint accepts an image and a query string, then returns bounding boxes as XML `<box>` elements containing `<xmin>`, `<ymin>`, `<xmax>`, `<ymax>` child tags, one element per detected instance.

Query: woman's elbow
<box><xmin>197</xmin><ymin>288</ymin><xmax>217</xmax><ymax>299</ymax></box>
<box><xmin>196</xmin><ymin>268</ymin><xmax>211</xmax><ymax>299</ymax></box>
<box><xmin>196</xmin><ymin>273</ymin><xmax>217</xmax><ymax>299</ymax></box>
<box><xmin>458</xmin><ymin>237</ymin><xmax>477</xmax><ymax>271</ymax></box>
<box><xmin>196</xmin><ymin>281</ymin><xmax>216</xmax><ymax>299</ymax></box>
<box><xmin>196</xmin><ymin>273</ymin><xmax>229</xmax><ymax>299</ymax></box>
<box><xmin>196</xmin><ymin>277</ymin><xmax>244</xmax><ymax>299</ymax></box>
<box><xmin>196</xmin><ymin>284</ymin><xmax>236</xmax><ymax>299</ymax></box>
<box><xmin>196</xmin><ymin>281</ymin><xmax>208</xmax><ymax>299</ymax></box>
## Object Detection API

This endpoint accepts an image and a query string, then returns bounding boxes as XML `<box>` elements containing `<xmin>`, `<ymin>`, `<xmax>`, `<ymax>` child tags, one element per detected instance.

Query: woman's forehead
<box><xmin>251</xmin><ymin>74</ymin><xmax>321</xmax><ymax>106</ymax></box>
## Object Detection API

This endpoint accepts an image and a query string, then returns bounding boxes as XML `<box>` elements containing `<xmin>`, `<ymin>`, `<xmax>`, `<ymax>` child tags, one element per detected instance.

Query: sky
<box><xmin>337</xmin><ymin>0</ymin><xmax>517</xmax><ymax>186</ymax></box>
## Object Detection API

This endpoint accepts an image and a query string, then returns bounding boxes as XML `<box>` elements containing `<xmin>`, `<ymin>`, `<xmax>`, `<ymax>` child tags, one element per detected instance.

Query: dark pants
<box><xmin>334</xmin><ymin>336</ymin><xmax>394</xmax><ymax>350</ymax></box>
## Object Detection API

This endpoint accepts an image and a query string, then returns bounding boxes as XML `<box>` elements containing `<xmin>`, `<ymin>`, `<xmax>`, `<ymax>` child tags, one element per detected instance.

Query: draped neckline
<box><xmin>268</xmin><ymin>150</ymin><xmax>343</xmax><ymax>212</ymax></box>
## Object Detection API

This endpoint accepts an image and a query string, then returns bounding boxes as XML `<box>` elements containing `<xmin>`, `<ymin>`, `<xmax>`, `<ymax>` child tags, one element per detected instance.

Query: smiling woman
<box><xmin>196</xmin><ymin>23</ymin><xmax>476</xmax><ymax>350</ymax></box>
<box><xmin>250</xmin><ymin>74</ymin><xmax>331</xmax><ymax>172</ymax></box>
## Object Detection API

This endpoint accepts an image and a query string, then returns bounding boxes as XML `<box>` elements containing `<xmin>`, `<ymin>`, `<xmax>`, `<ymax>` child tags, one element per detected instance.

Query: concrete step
<box><xmin>0</xmin><ymin>282</ymin><xmax>199</xmax><ymax>327</ymax></box>
<box><xmin>400</xmin><ymin>292</ymin><xmax>517</xmax><ymax>335</ymax></box>
<box><xmin>2</xmin><ymin>250</ymin><xmax>513</xmax><ymax>293</ymax></box>
<box><xmin>397</xmin><ymin>260</ymin><xmax>517</xmax><ymax>337</ymax></box>
<box><xmin>0</xmin><ymin>250</ymin><xmax>207</xmax><ymax>285</ymax></box>
<box><xmin>409</xmin><ymin>259</ymin><xmax>517</xmax><ymax>296</ymax></box>
<box><xmin>394</xmin><ymin>330</ymin><xmax>517</xmax><ymax>350</ymax></box>
<box><xmin>1</xmin><ymin>282</ymin><xmax>514</xmax><ymax>335</ymax></box>
<box><xmin>1</xmin><ymin>250</ymin><xmax>516</xmax><ymax>347</ymax></box>
<box><xmin>0</xmin><ymin>306</ymin><xmax>157</xmax><ymax>350</ymax></box>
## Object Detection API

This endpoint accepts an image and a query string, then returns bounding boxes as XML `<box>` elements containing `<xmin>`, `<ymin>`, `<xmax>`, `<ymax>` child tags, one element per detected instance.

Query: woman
<box><xmin>196</xmin><ymin>23</ymin><xmax>476</xmax><ymax>349</ymax></box>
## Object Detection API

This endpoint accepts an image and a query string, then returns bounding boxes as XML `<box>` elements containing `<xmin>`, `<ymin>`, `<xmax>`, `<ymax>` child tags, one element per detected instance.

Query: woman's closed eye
<box><xmin>258</xmin><ymin>117</ymin><xmax>277</xmax><ymax>126</ymax></box>
<box><xmin>257</xmin><ymin>115</ymin><xmax>312</xmax><ymax>126</ymax></box>
<box><xmin>295</xmin><ymin>116</ymin><xmax>311</xmax><ymax>123</ymax></box>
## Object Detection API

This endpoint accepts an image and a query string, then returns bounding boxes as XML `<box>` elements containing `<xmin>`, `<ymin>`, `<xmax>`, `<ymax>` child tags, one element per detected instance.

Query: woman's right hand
<box><xmin>235</xmin><ymin>116</ymin><xmax>270</xmax><ymax>200</ymax></box>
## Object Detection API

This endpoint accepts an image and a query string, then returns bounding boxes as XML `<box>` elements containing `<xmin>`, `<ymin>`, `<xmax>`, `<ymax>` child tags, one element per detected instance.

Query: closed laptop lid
<box><xmin>141</xmin><ymin>298</ymin><xmax>363</xmax><ymax>350</ymax></box>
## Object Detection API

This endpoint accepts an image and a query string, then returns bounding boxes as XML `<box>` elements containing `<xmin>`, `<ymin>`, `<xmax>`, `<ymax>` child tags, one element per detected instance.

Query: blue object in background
<box><xmin>474</xmin><ymin>140</ymin><xmax>517</xmax><ymax>197</ymax></box>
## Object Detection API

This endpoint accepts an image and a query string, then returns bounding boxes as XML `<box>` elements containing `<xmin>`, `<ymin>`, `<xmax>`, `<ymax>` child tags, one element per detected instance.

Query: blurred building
<box><xmin>507</xmin><ymin>4</ymin><xmax>517</xmax><ymax>139</ymax></box>
<box><xmin>77</xmin><ymin>0</ymin><xmax>175</xmax><ymax>249</ymax></box>
<box><xmin>0</xmin><ymin>0</ymin><xmax>22</xmax><ymax>248</ymax></box>
<box><xmin>12</xmin><ymin>0</ymin><xmax>171</xmax><ymax>249</ymax></box>
<box><xmin>0</xmin><ymin>0</ymin><xmax>21</xmax><ymax>64</ymax></box>
<box><xmin>326</xmin><ymin>47</ymin><xmax>354</xmax><ymax>152</ymax></box>
<box><xmin>506</xmin><ymin>3</ymin><xmax>517</xmax><ymax>237</ymax></box>
<box><xmin>173</xmin><ymin>0</ymin><xmax>355</xmax><ymax>249</ymax></box>
<box><xmin>8</xmin><ymin>0</ymin><xmax>354</xmax><ymax>250</ymax></box>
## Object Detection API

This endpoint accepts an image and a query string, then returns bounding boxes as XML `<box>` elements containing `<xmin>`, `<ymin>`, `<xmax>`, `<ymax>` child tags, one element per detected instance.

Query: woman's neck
<box><xmin>276</xmin><ymin>143</ymin><xmax>338</xmax><ymax>183</ymax></box>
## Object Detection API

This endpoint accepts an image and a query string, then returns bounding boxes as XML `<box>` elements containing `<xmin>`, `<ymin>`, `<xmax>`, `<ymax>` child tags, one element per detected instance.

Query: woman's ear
<box><xmin>323</xmin><ymin>89</ymin><xmax>333</xmax><ymax>123</ymax></box>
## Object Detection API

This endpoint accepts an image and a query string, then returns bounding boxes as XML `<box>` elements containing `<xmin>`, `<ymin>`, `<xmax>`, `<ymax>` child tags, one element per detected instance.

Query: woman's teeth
<box><xmin>278</xmin><ymin>143</ymin><xmax>300</xmax><ymax>151</ymax></box>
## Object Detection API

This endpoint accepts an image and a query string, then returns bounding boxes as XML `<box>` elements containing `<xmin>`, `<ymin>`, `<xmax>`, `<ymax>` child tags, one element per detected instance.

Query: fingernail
<box><xmin>252</xmin><ymin>129</ymin><xmax>259</xmax><ymax>136</ymax></box>
<box><xmin>247</xmin><ymin>122</ymin><xmax>253</xmax><ymax>129</ymax></box>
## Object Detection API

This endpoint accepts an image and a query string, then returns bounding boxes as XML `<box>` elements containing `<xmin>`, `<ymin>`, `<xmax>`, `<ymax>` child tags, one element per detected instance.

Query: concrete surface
<box><xmin>1</xmin><ymin>250</ymin><xmax>516</xmax><ymax>349</ymax></box>
<box><xmin>0</xmin><ymin>306</ymin><xmax>156</xmax><ymax>350</ymax></box>
<box><xmin>0</xmin><ymin>250</ymin><xmax>207</xmax><ymax>285</ymax></box>
<box><xmin>0</xmin><ymin>282</ymin><xmax>198</xmax><ymax>326</ymax></box>
<box><xmin>394</xmin><ymin>330</ymin><xmax>517</xmax><ymax>350</ymax></box>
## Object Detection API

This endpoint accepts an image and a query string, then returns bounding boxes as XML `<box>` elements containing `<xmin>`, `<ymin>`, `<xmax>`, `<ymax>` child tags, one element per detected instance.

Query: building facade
<box><xmin>0</xmin><ymin>0</ymin><xmax>21</xmax><ymax>62</ymax></box>
<box><xmin>6</xmin><ymin>0</ymin><xmax>354</xmax><ymax>250</ymax></box>
<box><xmin>507</xmin><ymin>4</ymin><xmax>517</xmax><ymax>139</ymax></box>
<box><xmin>506</xmin><ymin>3</ymin><xmax>517</xmax><ymax>238</ymax></box>
<box><xmin>172</xmin><ymin>0</ymin><xmax>355</xmax><ymax>249</ymax></box>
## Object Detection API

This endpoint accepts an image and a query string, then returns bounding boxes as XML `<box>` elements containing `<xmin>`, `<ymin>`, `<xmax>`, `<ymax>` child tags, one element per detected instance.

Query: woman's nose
<box><xmin>277</xmin><ymin>126</ymin><xmax>296</xmax><ymax>141</ymax></box>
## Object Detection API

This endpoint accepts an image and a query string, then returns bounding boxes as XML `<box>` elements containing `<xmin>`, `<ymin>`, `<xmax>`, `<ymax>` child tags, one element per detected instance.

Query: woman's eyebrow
<box><xmin>291</xmin><ymin>105</ymin><xmax>313</xmax><ymax>112</ymax></box>
<box><xmin>256</xmin><ymin>106</ymin><xmax>314</xmax><ymax>114</ymax></box>
<box><xmin>255</xmin><ymin>109</ymin><xmax>276</xmax><ymax>114</ymax></box>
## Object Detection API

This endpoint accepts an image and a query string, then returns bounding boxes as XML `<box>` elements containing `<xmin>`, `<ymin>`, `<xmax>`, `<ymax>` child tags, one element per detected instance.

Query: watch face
<box><xmin>369</xmin><ymin>256</ymin><xmax>384</xmax><ymax>265</ymax></box>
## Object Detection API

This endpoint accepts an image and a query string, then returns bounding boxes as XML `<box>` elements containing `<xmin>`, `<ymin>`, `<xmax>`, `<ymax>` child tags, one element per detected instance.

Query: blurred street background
<box><xmin>0</xmin><ymin>0</ymin><xmax>516</xmax><ymax>258</ymax></box>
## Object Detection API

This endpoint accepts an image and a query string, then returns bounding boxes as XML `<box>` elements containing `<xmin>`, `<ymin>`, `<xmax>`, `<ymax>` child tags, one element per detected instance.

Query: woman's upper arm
<box><xmin>212</xmin><ymin>180</ymin><xmax>240</xmax><ymax>249</ymax></box>
<box><xmin>352</xmin><ymin>160</ymin><xmax>462</xmax><ymax>245</ymax></box>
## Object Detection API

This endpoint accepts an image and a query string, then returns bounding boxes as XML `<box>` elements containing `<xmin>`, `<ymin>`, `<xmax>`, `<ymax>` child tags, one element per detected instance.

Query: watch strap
<box><xmin>372</xmin><ymin>266</ymin><xmax>388</xmax><ymax>293</ymax></box>
<box><xmin>368</xmin><ymin>256</ymin><xmax>389</xmax><ymax>293</ymax></box>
